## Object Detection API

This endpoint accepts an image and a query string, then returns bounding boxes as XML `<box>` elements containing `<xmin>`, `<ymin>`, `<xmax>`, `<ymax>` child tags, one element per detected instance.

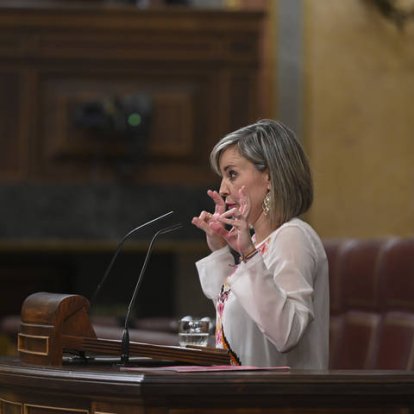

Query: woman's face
<box><xmin>218</xmin><ymin>145</ymin><xmax>270</xmax><ymax>225</ymax></box>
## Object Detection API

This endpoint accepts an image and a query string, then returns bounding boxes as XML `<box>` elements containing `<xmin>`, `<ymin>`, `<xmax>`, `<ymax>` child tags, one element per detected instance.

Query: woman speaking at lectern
<box><xmin>192</xmin><ymin>119</ymin><xmax>329</xmax><ymax>368</ymax></box>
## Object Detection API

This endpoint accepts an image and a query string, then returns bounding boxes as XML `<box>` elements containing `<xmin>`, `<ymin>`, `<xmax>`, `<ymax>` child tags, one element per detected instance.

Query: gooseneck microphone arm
<box><xmin>120</xmin><ymin>222</ymin><xmax>183</xmax><ymax>365</ymax></box>
<box><xmin>90</xmin><ymin>210</ymin><xmax>174</xmax><ymax>308</ymax></box>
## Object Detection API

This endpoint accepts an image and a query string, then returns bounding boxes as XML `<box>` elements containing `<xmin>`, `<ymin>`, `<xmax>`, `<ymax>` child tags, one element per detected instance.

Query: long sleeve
<box><xmin>196</xmin><ymin>246</ymin><xmax>235</xmax><ymax>300</ymax></box>
<box><xmin>229</xmin><ymin>223</ymin><xmax>319</xmax><ymax>353</ymax></box>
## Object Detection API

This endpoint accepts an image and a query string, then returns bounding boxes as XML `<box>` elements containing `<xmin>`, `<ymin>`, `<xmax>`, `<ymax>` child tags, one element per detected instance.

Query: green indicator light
<box><xmin>128</xmin><ymin>113</ymin><xmax>142</xmax><ymax>127</ymax></box>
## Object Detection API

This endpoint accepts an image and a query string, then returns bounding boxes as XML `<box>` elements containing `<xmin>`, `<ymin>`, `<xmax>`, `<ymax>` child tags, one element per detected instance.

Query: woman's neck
<box><xmin>252</xmin><ymin>213</ymin><xmax>278</xmax><ymax>245</ymax></box>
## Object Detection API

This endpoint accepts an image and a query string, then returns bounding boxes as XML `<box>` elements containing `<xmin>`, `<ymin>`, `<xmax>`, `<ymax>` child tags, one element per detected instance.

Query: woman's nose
<box><xmin>219</xmin><ymin>179</ymin><xmax>229</xmax><ymax>198</ymax></box>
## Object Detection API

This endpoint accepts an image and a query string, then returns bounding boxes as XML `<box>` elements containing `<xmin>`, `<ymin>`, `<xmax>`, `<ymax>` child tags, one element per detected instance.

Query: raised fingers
<box><xmin>207</xmin><ymin>190</ymin><xmax>226</xmax><ymax>215</ymax></box>
<box><xmin>216</xmin><ymin>208</ymin><xmax>244</xmax><ymax>230</ymax></box>
<box><xmin>191</xmin><ymin>210</ymin><xmax>213</xmax><ymax>232</ymax></box>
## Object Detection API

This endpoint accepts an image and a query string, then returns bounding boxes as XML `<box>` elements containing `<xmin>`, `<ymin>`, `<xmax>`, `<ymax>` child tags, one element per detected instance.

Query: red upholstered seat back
<box><xmin>328</xmin><ymin>239</ymin><xmax>384</xmax><ymax>369</ymax></box>
<box><xmin>373</xmin><ymin>238</ymin><xmax>414</xmax><ymax>369</ymax></box>
<box><xmin>326</xmin><ymin>237</ymin><xmax>414</xmax><ymax>370</ymax></box>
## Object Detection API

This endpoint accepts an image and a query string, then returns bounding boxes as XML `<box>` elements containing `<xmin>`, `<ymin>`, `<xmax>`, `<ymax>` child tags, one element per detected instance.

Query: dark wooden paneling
<box><xmin>0</xmin><ymin>3</ymin><xmax>265</xmax><ymax>185</ymax></box>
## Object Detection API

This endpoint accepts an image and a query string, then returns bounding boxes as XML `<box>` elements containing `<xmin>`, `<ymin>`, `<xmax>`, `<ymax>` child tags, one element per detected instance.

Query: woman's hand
<box><xmin>192</xmin><ymin>187</ymin><xmax>256</xmax><ymax>257</ymax></box>
<box><xmin>215</xmin><ymin>186</ymin><xmax>256</xmax><ymax>257</ymax></box>
<box><xmin>191</xmin><ymin>190</ymin><xmax>228</xmax><ymax>252</ymax></box>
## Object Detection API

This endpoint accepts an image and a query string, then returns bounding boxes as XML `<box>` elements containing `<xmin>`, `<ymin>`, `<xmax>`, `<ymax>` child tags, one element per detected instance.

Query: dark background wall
<box><xmin>0</xmin><ymin>1</ymin><xmax>268</xmax><ymax>328</ymax></box>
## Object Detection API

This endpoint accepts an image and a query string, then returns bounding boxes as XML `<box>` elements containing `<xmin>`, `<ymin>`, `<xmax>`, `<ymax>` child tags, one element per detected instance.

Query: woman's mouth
<box><xmin>226</xmin><ymin>203</ymin><xmax>238</xmax><ymax>211</ymax></box>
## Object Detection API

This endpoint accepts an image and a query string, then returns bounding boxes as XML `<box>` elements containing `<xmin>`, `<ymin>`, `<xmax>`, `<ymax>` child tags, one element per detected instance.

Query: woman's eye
<box><xmin>228</xmin><ymin>170</ymin><xmax>237</xmax><ymax>180</ymax></box>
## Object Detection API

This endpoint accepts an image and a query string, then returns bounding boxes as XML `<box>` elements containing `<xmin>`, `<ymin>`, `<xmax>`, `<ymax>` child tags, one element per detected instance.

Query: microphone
<box><xmin>120</xmin><ymin>222</ymin><xmax>183</xmax><ymax>364</ymax></box>
<box><xmin>90</xmin><ymin>210</ymin><xmax>174</xmax><ymax>307</ymax></box>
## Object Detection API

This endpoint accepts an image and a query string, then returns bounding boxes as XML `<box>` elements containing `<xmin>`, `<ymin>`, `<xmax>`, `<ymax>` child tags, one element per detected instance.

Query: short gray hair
<box><xmin>210</xmin><ymin>119</ymin><xmax>313</xmax><ymax>225</ymax></box>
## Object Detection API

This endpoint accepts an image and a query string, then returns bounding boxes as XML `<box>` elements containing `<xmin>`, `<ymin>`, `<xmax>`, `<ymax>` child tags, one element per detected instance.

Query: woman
<box><xmin>192</xmin><ymin>119</ymin><xmax>329</xmax><ymax>368</ymax></box>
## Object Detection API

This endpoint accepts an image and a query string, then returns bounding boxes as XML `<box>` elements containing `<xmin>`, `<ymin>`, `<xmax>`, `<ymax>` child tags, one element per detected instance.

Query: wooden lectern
<box><xmin>17</xmin><ymin>292</ymin><xmax>230</xmax><ymax>366</ymax></box>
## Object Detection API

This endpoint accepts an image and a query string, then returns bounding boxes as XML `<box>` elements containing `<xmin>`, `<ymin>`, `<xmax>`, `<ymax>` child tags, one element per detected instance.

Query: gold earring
<box><xmin>262</xmin><ymin>192</ymin><xmax>271</xmax><ymax>216</ymax></box>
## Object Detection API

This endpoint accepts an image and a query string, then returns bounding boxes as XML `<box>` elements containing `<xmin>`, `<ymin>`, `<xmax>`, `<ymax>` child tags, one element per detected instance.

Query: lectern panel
<box><xmin>1</xmin><ymin>359</ymin><xmax>414</xmax><ymax>414</ymax></box>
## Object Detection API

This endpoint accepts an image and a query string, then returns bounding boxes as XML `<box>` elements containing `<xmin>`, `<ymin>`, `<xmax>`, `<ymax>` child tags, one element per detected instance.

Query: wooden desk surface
<box><xmin>1</xmin><ymin>357</ymin><xmax>414</xmax><ymax>413</ymax></box>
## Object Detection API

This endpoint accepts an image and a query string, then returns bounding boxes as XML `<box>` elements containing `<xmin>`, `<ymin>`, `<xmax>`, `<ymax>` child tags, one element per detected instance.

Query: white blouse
<box><xmin>196</xmin><ymin>218</ymin><xmax>329</xmax><ymax>369</ymax></box>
